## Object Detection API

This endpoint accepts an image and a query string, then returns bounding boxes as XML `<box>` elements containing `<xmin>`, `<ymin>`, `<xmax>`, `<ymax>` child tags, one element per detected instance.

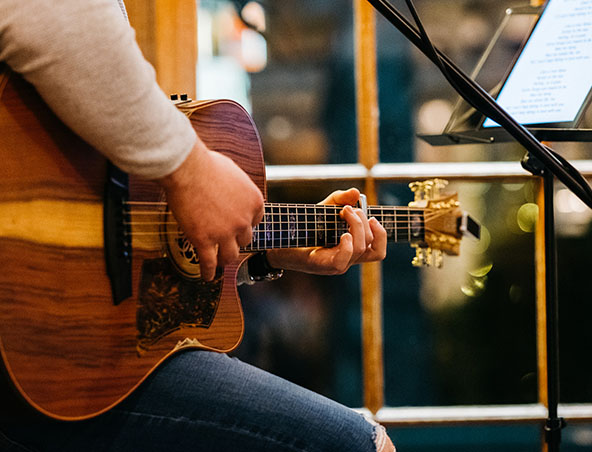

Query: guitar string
<box><xmin>126</xmin><ymin>225</ymin><xmax>424</xmax><ymax>236</ymax></box>
<box><xmin>123</xmin><ymin>201</ymin><xmax>427</xmax><ymax>240</ymax></box>
<box><xmin>123</xmin><ymin>217</ymin><xmax>424</xmax><ymax>229</ymax></box>
<box><xmin>126</xmin><ymin>222</ymin><xmax>424</xmax><ymax>236</ymax></box>
<box><xmin>125</xmin><ymin>221</ymin><xmax>425</xmax><ymax>234</ymax></box>
<box><xmin>124</xmin><ymin>200</ymin><xmax>428</xmax><ymax>212</ymax></box>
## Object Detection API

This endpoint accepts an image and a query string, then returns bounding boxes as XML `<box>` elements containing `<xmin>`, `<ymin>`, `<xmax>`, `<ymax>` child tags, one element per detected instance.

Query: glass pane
<box><xmin>234</xmin><ymin>182</ymin><xmax>366</xmax><ymax>408</ymax></box>
<box><xmin>375</xmin><ymin>10</ymin><xmax>414</xmax><ymax>163</ymax></box>
<box><xmin>197</xmin><ymin>0</ymin><xmax>360</xmax><ymax>165</ymax></box>
<box><xmin>563</xmin><ymin>423</ymin><xmax>592</xmax><ymax>451</ymax></box>
<box><xmin>557</xmin><ymin>177</ymin><xmax>592</xmax><ymax>404</ymax></box>
<box><xmin>382</xmin><ymin>180</ymin><xmax>538</xmax><ymax>406</ymax></box>
<box><xmin>387</xmin><ymin>425</ymin><xmax>541</xmax><ymax>452</ymax></box>
<box><xmin>387</xmin><ymin>423</ymin><xmax>592</xmax><ymax>451</ymax></box>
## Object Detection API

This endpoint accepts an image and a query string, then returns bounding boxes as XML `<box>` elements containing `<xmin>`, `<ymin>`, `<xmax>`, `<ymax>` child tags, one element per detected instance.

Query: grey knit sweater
<box><xmin>0</xmin><ymin>0</ymin><xmax>196</xmax><ymax>179</ymax></box>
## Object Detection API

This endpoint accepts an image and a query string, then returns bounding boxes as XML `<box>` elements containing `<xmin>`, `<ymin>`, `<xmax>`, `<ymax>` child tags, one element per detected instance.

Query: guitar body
<box><xmin>0</xmin><ymin>68</ymin><xmax>266</xmax><ymax>420</ymax></box>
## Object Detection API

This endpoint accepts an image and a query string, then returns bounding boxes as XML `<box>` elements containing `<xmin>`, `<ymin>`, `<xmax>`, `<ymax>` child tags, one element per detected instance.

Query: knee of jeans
<box><xmin>362</xmin><ymin>415</ymin><xmax>395</xmax><ymax>452</ymax></box>
<box><xmin>372</xmin><ymin>423</ymin><xmax>395</xmax><ymax>452</ymax></box>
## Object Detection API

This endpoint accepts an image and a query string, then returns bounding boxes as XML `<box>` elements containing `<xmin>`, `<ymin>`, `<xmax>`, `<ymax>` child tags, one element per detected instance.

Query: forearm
<box><xmin>0</xmin><ymin>0</ymin><xmax>195</xmax><ymax>179</ymax></box>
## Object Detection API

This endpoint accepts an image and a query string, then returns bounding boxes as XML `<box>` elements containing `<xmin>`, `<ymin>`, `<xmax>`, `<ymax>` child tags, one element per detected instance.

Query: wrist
<box><xmin>157</xmin><ymin>138</ymin><xmax>207</xmax><ymax>190</ymax></box>
<box><xmin>248</xmin><ymin>251</ymin><xmax>283</xmax><ymax>282</ymax></box>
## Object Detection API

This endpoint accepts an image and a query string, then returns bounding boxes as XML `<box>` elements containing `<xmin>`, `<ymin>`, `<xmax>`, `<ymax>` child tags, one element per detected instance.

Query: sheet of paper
<box><xmin>484</xmin><ymin>0</ymin><xmax>592</xmax><ymax>127</ymax></box>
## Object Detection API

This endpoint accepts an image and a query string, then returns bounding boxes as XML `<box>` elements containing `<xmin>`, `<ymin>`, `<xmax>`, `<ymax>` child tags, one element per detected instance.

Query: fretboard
<box><xmin>242</xmin><ymin>203</ymin><xmax>425</xmax><ymax>251</ymax></box>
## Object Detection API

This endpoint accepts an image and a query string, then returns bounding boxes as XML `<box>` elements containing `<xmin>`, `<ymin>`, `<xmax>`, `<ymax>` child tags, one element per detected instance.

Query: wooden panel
<box><xmin>125</xmin><ymin>0</ymin><xmax>197</xmax><ymax>98</ymax></box>
<box><xmin>354</xmin><ymin>0</ymin><xmax>385</xmax><ymax>414</ymax></box>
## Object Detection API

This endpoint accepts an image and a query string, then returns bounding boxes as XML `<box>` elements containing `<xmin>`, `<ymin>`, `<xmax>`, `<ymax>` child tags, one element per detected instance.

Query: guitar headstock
<box><xmin>408</xmin><ymin>179</ymin><xmax>480</xmax><ymax>268</ymax></box>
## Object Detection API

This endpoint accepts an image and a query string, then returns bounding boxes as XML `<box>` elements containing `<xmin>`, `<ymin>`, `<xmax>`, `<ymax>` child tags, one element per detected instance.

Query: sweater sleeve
<box><xmin>0</xmin><ymin>0</ymin><xmax>196</xmax><ymax>179</ymax></box>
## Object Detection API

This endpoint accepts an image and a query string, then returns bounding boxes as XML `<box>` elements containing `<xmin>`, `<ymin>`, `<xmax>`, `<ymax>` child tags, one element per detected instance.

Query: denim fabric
<box><xmin>0</xmin><ymin>351</ymin><xmax>379</xmax><ymax>451</ymax></box>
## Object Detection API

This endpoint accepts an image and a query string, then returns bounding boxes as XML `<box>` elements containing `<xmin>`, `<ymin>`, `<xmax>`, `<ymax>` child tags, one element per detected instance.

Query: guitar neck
<box><xmin>243</xmin><ymin>203</ymin><xmax>425</xmax><ymax>251</ymax></box>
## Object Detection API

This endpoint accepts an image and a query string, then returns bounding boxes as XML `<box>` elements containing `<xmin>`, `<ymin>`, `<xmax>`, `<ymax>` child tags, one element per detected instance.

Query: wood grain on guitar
<box><xmin>0</xmin><ymin>68</ymin><xmax>479</xmax><ymax>420</ymax></box>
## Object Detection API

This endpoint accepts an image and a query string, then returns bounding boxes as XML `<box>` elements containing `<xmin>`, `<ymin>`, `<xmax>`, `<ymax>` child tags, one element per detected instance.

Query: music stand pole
<box><xmin>522</xmin><ymin>153</ymin><xmax>566</xmax><ymax>452</ymax></box>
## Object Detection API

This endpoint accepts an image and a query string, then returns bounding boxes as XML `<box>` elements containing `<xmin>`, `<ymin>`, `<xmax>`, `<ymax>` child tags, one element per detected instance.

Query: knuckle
<box><xmin>237</xmin><ymin>227</ymin><xmax>253</xmax><ymax>247</ymax></box>
<box><xmin>351</xmin><ymin>209</ymin><xmax>364</xmax><ymax>221</ymax></box>
<box><xmin>354</xmin><ymin>243</ymin><xmax>366</xmax><ymax>255</ymax></box>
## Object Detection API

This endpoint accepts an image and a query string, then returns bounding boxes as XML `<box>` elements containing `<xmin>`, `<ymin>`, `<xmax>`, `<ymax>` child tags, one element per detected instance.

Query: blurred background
<box><xmin>140</xmin><ymin>0</ymin><xmax>592</xmax><ymax>450</ymax></box>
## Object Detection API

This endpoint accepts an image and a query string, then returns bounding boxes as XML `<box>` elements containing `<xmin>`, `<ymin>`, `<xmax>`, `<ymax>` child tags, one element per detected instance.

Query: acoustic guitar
<box><xmin>0</xmin><ymin>66</ymin><xmax>479</xmax><ymax>420</ymax></box>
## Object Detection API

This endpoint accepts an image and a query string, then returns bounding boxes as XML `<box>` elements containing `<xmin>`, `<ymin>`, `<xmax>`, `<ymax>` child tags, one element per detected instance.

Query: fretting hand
<box><xmin>265</xmin><ymin>188</ymin><xmax>387</xmax><ymax>275</ymax></box>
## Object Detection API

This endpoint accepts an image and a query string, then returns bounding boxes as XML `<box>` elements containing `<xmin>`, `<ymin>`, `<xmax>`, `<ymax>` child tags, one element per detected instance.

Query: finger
<box><xmin>320</xmin><ymin>188</ymin><xmax>360</xmax><ymax>206</ymax></box>
<box><xmin>198</xmin><ymin>244</ymin><xmax>218</xmax><ymax>281</ymax></box>
<box><xmin>342</xmin><ymin>206</ymin><xmax>368</xmax><ymax>259</ymax></box>
<box><xmin>331</xmin><ymin>232</ymin><xmax>354</xmax><ymax>274</ymax></box>
<box><xmin>217</xmin><ymin>240</ymin><xmax>240</xmax><ymax>268</ymax></box>
<box><xmin>358</xmin><ymin>217</ymin><xmax>387</xmax><ymax>262</ymax></box>
<box><xmin>253</xmin><ymin>205</ymin><xmax>265</xmax><ymax>227</ymax></box>
<box><xmin>369</xmin><ymin>217</ymin><xmax>387</xmax><ymax>258</ymax></box>
<box><xmin>353</xmin><ymin>208</ymin><xmax>374</xmax><ymax>248</ymax></box>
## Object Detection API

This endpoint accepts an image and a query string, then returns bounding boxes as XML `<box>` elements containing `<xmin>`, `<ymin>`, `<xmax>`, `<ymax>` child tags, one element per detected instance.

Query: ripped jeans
<box><xmin>0</xmin><ymin>351</ymin><xmax>394</xmax><ymax>452</ymax></box>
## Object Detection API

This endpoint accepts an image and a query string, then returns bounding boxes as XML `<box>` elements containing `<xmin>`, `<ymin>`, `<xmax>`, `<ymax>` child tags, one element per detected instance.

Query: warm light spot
<box><xmin>509</xmin><ymin>284</ymin><xmax>522</xmax><ymax>303</ymax></box>
<box><xmin>469</xmin><ymin>263</ymin><xmax>493</xmax><ymax>278</ymax></box>
<box><xmin>416</xmin><ymin>99</ymin><xmax>453</xmax><ymax>134</ymax></box>
<box><xmin>241</xmin><ymin>1</ymin><xmax>266</xmax><ymax>32</ymax></box>
<box><xmin>556</xmin><ymin>188</ymin><xmax>588</xmax><ymax>213</ymax></box>
<box><xmin>502</xmin><ymin>183</ymin><xmax>524</xmax><ymax>192</ymax></box>
<box><xmin>241</xmin><ymin>28</ymin><xmax>267</xmax><ymax>72</ymax></box>
<box><xmin>266</xmin><ymin>115</ymin><xmax>294</xmax><ymax>141</ymax></box>
<box><xmin>461</xmin><ymin>274</ymin><xmax>488</xmax><ymax>297</ymax></box>
<box><xmin>517</xmin><ymin>203</ymin><xmax>538</xmax><ymax>232</ymax></box>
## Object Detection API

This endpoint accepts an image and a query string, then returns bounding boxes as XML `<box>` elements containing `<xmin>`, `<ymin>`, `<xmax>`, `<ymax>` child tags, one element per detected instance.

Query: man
<box><xmin>0</xmin><ymin>0</ymin><xmax>394</xmax><ymax>450</ymax></box>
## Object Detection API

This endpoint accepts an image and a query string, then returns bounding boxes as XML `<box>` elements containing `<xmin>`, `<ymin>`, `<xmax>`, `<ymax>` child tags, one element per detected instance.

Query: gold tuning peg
<box><xmin>422</xmin><ymin>178</ymin><xmax>448</xmax><ymax>200</ymax></box>
<box><xmin>428</xmin><ymin>249</ymin><xmax>444</xmax><ymax>268</ymax></box>
<box><xmin>409</xmin><ymin>181</ymin><xmax>427</xmax><ymax>203</ymax></box>
<box><xmin>411</xmin><ymin>247</ymin><xmax>444</xmax><ymax>268</ymax></box>
<box><xmin>409</xmin><ymin>178</ymin><xmax>449</xmax><ymax>203</ymax></box>
<box><xmin>412</xmin><ymin>247</ymin><xmax>427</xmax><ymax>267</ymax></box>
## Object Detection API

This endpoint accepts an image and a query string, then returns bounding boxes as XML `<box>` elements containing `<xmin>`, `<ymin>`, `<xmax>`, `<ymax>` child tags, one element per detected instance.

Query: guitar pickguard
<box><xmin>136</xmin><ymin>258</ymin><xmax>223</xmax><ymax>353</ymax></box>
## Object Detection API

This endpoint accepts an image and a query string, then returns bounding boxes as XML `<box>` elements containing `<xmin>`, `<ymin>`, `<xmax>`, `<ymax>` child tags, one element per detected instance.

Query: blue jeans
<box><xmin>0</xmin><ymin>351</ymin><xmax>390</xmax><ymax>451</ymax></box>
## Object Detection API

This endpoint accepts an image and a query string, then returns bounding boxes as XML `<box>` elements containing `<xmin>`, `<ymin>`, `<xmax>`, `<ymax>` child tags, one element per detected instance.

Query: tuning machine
<box><xmin>411</xmin><ymin>247</ymin><xmax>443</xmax><ymax>268</ymax></box>
<box><xmin>409</xmin><ymin>178</ymin><xmax>448</xmax><ymax>207</ymax></box>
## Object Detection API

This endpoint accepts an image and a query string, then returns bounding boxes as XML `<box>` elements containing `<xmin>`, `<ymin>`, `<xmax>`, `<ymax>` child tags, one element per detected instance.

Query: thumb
<box><xmin>320</xmin><ymin>188</ymin><xmax>360</xmax><ymax>206</ymax></box>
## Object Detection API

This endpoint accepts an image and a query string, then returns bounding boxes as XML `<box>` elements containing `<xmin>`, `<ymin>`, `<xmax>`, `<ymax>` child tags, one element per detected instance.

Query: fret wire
<box><xmin>271</xmin><ymin>205</ymin><xmax>275</xmax><ymax>249</ymax></box>
<box><xmin>324</xmin><ymin>205</ymin><xmax>328</xmax><ymax>247</ymax></box>
<box><xmin>308</xmin><ymin>206</ymin><xmax>314</xmax><ymax>248</ymax></box>
<box><xmin>280</xmin><ymin>205</ymin><xmax>284</xmax><ymax>248</ymax></box>
<box><xmin>263</xmin><ymin>207</ymin><xmax>267</xmax><ymax>250</ymax></box>
<box><xmin>312</xmin><ymin>205</ymin><xmax>317</xmax><ymax>248</ymax></box>
<box><xmin>284</xmin><ymin>204</ymin><xmax>290</xmax><ymax>246</ymax></box>
<box><xmin>280</xmin><ymin>205</ymin><xmax>284</xmax><ymax>246</ymax></box>
<box><xmin>283</xmin><ymin>205</ymin><xmax>288</xmax><ymax>247</ymax></box>
<box><xmin>295</xmin><ymin>206</ymin><xmax>299</xmax><ymax>248</ymax></box>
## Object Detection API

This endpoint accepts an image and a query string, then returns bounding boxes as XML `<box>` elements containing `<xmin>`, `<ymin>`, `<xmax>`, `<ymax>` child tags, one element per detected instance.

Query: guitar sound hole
<box><xmin>163</xmin><ymin>210</ymin><xmax>202</xmax><ymax>279</ymax></box>
<box><xmin>177</xmin><ymin>234</ymin><xmax>199</xmax><ymax>265</ymax></box>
